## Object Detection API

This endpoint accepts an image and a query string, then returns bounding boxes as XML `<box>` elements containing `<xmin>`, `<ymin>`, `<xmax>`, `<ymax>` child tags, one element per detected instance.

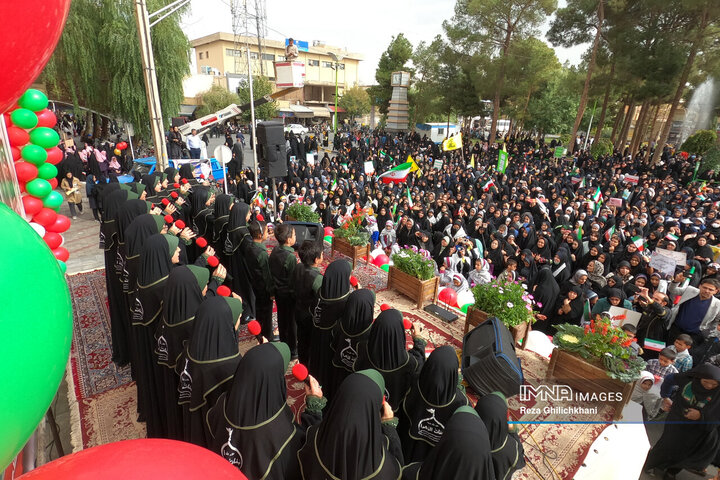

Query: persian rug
<box><xmin>68</xmin><ymin>262</ymin><xmax>604</xmax><ymax>479</ymax></box>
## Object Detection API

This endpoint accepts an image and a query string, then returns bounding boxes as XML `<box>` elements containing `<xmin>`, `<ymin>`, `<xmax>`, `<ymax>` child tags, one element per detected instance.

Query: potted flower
<box><xmin>388</xmin><ymin>247</ymin><xmax>439</xmax><ymax>309</ymax></box>
<box><xmin>548</xmin><ymin>315</ymin><xmax>646</xmax><ymax>420</ymax></box>
<box><xmin>466</xmin><ymin>280</ymin><xmax>537</xmax><ymax>349</ymax></box>
<box><xmin>332</xmin><ymin>212</ymin><xmax>371</xmax><ymax>269</ymax></box>
<box><xmin>286</xmin><ymin>202</ymin><xmax>320</xmax><ymax>223</ymax></box>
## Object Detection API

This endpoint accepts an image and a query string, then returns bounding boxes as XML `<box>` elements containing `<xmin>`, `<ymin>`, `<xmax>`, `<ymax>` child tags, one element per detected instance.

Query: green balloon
<box><xmin>381</xmin><ymin>264</ymin><xmax>390</xmax><ymax>272</ymax></box>
<box><xmin>57</xmin><ymin>260</ymin><xmax>67</xmax><ymax>273</ymax></box>
<box><xmin>0</xmin><ymin>204</ymin><xmax>72</xmax><ymax>469</ymax></box>
<box><xmin>18</xmin><ymin>89</ymin><xmax>49</xmax><ymax>112</ymax></box>
<box><xmin>43</xmin><ymin>190</ymin><xmax>64</xmax><ymax>209</ymax></box>
<box><xmin>10</xmin><ymin>109</ymin><xmax>38</xmax><ymax>129</ymax></box>
<box><xmin>37</xmin><ymin>163</ymin><xmax>58</xmax><ymax>180</ymax></box>
<box><xmin>323</xmin><ymin>235</ymin><xmax>333</xmax><ymax>243</ymax></box>
<box><xmin>29</xmin><ymin>127</ymin><xmax>60</xmax><ymax>149</ymax></box>
<box><xmin>460</xmin><ymin>303</ymin><xmax>472</xmax><ymax>314</ymax></box>
<box><xmin>21</xmin><ymin>145</ymin><xmax>48</xmax><ymax>166</ymax></box>
<box><xmin>26</xmin><ymin>178</ymin><xmax>52</xmax><ymax>198</ymax></box>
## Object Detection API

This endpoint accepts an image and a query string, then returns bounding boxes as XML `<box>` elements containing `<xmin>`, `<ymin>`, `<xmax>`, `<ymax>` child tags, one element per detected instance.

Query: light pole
<box><xmin>328</xmin><ymin>52</ymin><xmax>344</xmax><ymax>134</ymax></box>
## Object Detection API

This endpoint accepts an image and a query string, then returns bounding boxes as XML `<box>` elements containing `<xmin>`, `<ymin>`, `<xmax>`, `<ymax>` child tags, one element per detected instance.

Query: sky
<box><xmin>182</xmin><ymin>0</ymin><xmax>588</xmax><ymax>85</ymax></box>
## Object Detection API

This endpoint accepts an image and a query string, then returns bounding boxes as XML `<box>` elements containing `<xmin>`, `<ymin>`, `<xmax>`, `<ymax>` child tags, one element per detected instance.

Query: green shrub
<box><xmin>681</xmin><ymin>130</ymin><xmax>717</xmax><ymax>155</ymax></box>
<box><xmin>700</xmin><ymin>146</ymin><xmax>720</xmax><ymax>175</ymax></box>
<box><xmin>286</xmin><ymin>203</ymin><xmax>320</xmax><ymax>223</ymax></box>
<box><xmin>591</xmin><ymin>138</ymin><xmax>613</xmax><ymax>158</ymax></box>
<box><xmin>391</xmin><ymin>248</ymin><xmax>435</xmax><ymax>280</ymax></box>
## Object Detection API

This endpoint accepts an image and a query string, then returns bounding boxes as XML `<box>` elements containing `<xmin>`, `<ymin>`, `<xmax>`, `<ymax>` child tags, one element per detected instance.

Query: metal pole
<box><xmin>247</xmin><ymin>45</ymin><xmax>259</xmax><ymax>186</ymax></box>
<box><xmin>125</xmin><ymin>124</ymin><xmax>136</xmax><ymax>160</ymax></box>
<box><xmin>149</xmin><ymin>0</ymin><xmax>191</xmax><ymax>28</ymax></box>
<box><xmin>583</xmin><ymin>99</ymin><xmax>597</xmax><ymax>152</ymax></box>
<box><xmin>334</xmin><ymin>64</ymin><xmax>338</xmax><ymax>134</ymax></box>
<box><xmin>134</xmin><ymin>0</ymin><xmax>168</xmax><ymax>171</ymax></box>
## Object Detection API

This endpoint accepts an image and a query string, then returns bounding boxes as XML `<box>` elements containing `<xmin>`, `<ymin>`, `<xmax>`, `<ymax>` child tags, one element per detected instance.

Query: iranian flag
<box><xmin>666</xmin><ymin>233</ymin><xmax>679</xmax><ymax>242</ymax></box>
<box><xmin>644</xmin><ymin>339</ymin><xmax>665</xmax><ymax>352</ymax></box>
<box><xmin>623</xmin><ymin>175</ymin><xmax>639</xmax><ymax>184</ymax></box>
<box><xmin>591</xmin><ymin>186</ymin><xmax>602</xmax><ymax>203</ymax></box>
<box><xmin>631</xmin><ymin>235</ymin><xmax>645</xmax><ymax>251</ymax></box>
<box><xmin>406</xmin><ymin>187</ymin><xmax>413</xmax><ymax>207</ymax></box>
<box><xmin>378</xmin><ymin>162</ymin><xmax>412</xmax><ymax>183</ymax></box>
<box><xmin>482</xmin><ymin>179</ymin><xmax>495</xmax><ymax>192</ymax></box>
<box><xmin>604</xmin><ymin>226</ymin><xmax>615</xmax><ymax>241</ymax></box>
<box><xmin>252</xmin><ymin>191</ymin><xmax>267</xmax><ymax>208</ymax></box>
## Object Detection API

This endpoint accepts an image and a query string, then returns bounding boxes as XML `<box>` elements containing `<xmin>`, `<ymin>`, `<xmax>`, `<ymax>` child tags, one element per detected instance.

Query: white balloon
<box><xmin>370</xmin><ymin>248</ymin><xmax>384</xmax><ymax>260</ymax></box>
<box><xmin>457</xmin><ymin>290</ymin><xmax>475</xmax><ymax>307</ymax></box>
<box><xmin>60</xmin><ymin>234</ymin><xmax>65</xmax><ymax>247</ymax></box>
<box><xmin>29</xmin><ymin>222</ymin><xmax>46</xmax><ymax>237</ymax></box>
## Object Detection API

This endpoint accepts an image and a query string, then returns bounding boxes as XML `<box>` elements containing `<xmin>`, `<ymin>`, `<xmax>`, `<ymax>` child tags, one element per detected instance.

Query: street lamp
<box><xmin>328</xmin><ymin>52</ymin><xmax>344</xmax><ymax>134</ymax></box>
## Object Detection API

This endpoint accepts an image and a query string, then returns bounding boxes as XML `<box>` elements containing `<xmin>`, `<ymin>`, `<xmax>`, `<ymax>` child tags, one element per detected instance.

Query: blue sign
<box><xmin>285</xmin><ymin>38</ymin><xmax>309</xmax><ymax>52</ymax></box>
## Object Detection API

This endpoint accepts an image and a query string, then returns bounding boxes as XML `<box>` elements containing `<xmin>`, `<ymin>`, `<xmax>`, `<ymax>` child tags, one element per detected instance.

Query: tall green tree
<box><xmin>367</xmin><ymin>34</ymin><xmax>413</xmax><ymax>115</ymax></box>
<box><xmin>42</xmin><ymin>0</ymin><xmax>190</xmax><ymax>139</ymax></box>
<box><xmin>195</xmin><ymin>85</ymin><xmax>241</xmax><ymax>118</ymax></box>
<box><xmin>237</xmin><ymin>76</ymin><xmax>277</xmax><ymax>121</ymax></box>
<box><xmin>339</xmin><ymin>85</ymin><xmax>371</xmax><ymax>122</ymax></box>
<box><xmin>548</xmin><ymin>0</ymin><xmax>606</xmax><ymax>153</ymax></box>
<box><xmin>445</xmin><ymin>0</ymin><xmax>556</xmax><ymax>143</ymax></box>
<box><xmin>526</xmin><ymin>68</ymin><xmax>580</xmax><ymax>135</ymax></box>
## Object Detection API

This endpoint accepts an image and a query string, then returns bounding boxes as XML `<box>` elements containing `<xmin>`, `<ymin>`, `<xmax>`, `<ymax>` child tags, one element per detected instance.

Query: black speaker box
<box><xmin>424</xmin><ymin>304</ymin><xmax>458</xmax><ymax>323</ymax></box>
<box><xmin>260</xmin><ymin>143</ymin><xmax>288</xmax><ymax>178</ymax></box>
<box><xmin>283</xmin><ymin>221</ymin><xmax>324</xmax><ymax>250</ymax></box>
<box><xmin>256</xmin><ymin>121</ymin><xmax>285</xmax><ymax>145</ymax></box>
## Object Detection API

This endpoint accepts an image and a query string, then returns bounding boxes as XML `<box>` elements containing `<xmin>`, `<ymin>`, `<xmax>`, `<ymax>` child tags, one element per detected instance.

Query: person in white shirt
<box><xmin>186</xmin><ymin>129</ymin><xmax>202</xmax><ymax>159</ymax></box>
<box><xmin>285</xmin><ymin>38</ymin><xmax>299</xmax><ymax>61</ymax></box>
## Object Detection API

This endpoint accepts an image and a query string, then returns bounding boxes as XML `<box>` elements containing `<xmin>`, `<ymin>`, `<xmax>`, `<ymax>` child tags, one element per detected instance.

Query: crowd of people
<box><xmin>76</xmin><ymin>122</ymin><xmax>720</xmax><ymax>479</ymax></box>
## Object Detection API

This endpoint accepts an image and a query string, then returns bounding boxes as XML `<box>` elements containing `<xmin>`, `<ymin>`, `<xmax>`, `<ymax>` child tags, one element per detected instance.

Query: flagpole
<box><xmin>583</xmin><ymin>99</ymin><xmax>597</xmax><ymax>152</ymax></box>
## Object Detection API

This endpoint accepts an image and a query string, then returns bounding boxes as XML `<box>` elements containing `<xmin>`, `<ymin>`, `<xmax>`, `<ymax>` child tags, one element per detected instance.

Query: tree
<box><xmin>367</xmin><ymin>34</ymin><xmax>413</xmax><ymax>115</ymax></box>
<box><xmin>681</xmin><ymin>130</ymin><xmax>718</xmax><ymax>155</ymax></box>
<box><xmin>445</xmin><ymin>0</ymin><xmax>557</xmax><ymax>143</ymax></box>
<box><xmin>549</xmin><ymin>0</ymin><xmax>605</xmax><ymax>153</ymax></box>
<box><xmin>195</xmin><ymin>85</ymin><xmax>241</xmax><ymax>118</ymax></box>
<box><xmin>237</xmin><ymin>76</ymin><xmax>277</xmax><ymax>121</ymax></box>
<box><xmin>526</xmin><ymin>69</ymin><xmax>580</xmax><ymax>135</ymax></box>
<box><xmin>42</xmin><ymin>0</ymin><xmax>190</xmax><ymax>139</ymax></box>
<box><xmin>339</xmin><ymin>85</ymin><xmax>371</xmax><ymax>122</ymax></box>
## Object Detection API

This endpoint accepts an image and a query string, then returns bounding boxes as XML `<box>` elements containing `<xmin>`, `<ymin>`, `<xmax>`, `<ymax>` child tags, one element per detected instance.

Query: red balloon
<box><xmin>118</xmin><ymin>142</ymin><xmax>128</xmax><ymax>150</ymax></box>
<box><xmin>48</xmin><ymin>177</ymin><xmax>58</xmax><ymax>190</ymax></box>
<box><xmin>35</xmin><ymin>109</ymin><xmax>57</xmax><ymax>128</ymax></box>
<box><xmin>19</xmin><ymin>439</ymin><xmax>246</xmax><ymax>480</ymax></box>
<box><xmin>13</xmin><ymin>161</ymin><xmax>38</xmax><ymax>183</ymax></box>
<box><xmin>46</xmin><ymin>146</ymin><xmax>63</xmax><ymax>165</ymax></box>
<box><xmin>7</xmin><ymin>126</ymin><xmax>29</xmax><ymax>147</ymax></box>
<box><xmin>323</xmin><ymin>226</ymin><xmax>334</xmax><ymax>237</ymax></box>
<box><xmin>372</xmin><ymin>254</ymin><xmax>389</xmax><ymax>267</ymax></box>
<box><xmin>256</xmin><ymin>213</ymin><xmax>264</xmax><ymax>221</ymax></box>
<box><xmin>43</xmin><ymin>231</ymin><xmax>62</xmax><ymax>250</ymax></box>
<box><xmin>46</xmin><ymin>214</ymin><xmax>71</xmax><ymax>233</ymax></box>
<box><xmin>11</xmin><ymin>146</ymin><xmax>21</xmax><ymax>161</ymax></box>
<box><xmin>0</xmin><ymin>0</ymin><xmax>72</xmax><ymax>112</ymax></box>
<box><xmin>438</xmin><ymin>288</ymin><xmax>458</xmax><ymax>307</ymax></box>
<box><xmin>52</xmin><ymin>247</ymin><xmax>69</xmax><ymax>262</ymax></box>
<box><xmin>22</xmin><ymin>195</ymin><xmax>44</xmax><ymax>216</ymax></box>
<box><xmin>33</xmin><ymin>208</ymin><xmax>58</xmax><ymax>228</ymax></box>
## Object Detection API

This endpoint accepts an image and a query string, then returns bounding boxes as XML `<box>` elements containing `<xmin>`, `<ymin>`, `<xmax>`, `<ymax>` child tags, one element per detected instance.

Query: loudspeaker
<box><xmin>424</xmin><ymin>304</ymin><xmax>458</xmax><ymax>323</ymax></box>
<box><xmin>256</xmin><ymin>121</ymin><xmax>285</xmax><ymax>146</ymax></box>
<box><xmin>259</xmin><ymin>143</ymin><xmax>288</xmax><ymax>178</ymax></box>
<box><xmin>283</xmin><ymin>221</ymin><xmax>324</xmax><ymax>250</ymax></box>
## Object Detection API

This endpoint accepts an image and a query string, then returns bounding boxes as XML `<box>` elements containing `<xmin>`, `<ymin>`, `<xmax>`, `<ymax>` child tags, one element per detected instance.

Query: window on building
<box><xmin>200</xmin><ymin>66</ymin><xmax>213</xmax><ymax>75</ymax></box>
<box><xmin>322</xmin><ymin>61</ymin><xmax>333</xmax><ymax>68</ymax></box>
<box><xmin>226</xmin><ymin>48</ymin><xmax>243</xmax><ymax>57</ymax></box>
<box><xmin>249</xmin><ymin>52</ymin><xmax>258</xmax><ymax>59</ymax></box>
<box><xmin>338</xmin><ymin>63</ymin><xmax>345</xmax><ymax>70</ymax></box>
<box><xmin>199</xmin><ymin>52</ymin><xmax>204</xmax><ymax>59</ymax></box>
<box><xmin>437</xmin><ymin>128</ymin><xmax>445</xmax><ymax>136</ymax></box>
<box><xmin>261</xmin><ymin>53</ymin><xmax>275</xmax><ymax>61</ymax></box>
<box><xmin>205</xmin><ymin>51</ymin><xmax>209</xmax><ymax>58</ymax></box>
<box><xmin>308</xmin><ymin>59</ymin><xmax>320</xmax><ymax>67</ymax></box>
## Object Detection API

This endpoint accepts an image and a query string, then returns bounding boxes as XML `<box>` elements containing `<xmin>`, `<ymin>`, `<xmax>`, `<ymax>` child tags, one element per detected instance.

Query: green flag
<box><xmin>583</xmin><ymin>299</ymin><xmax>591</xmax><ymax>323</ymax></box>
<box><xmin>497</xmin><ymin>149</ymin><xmax>508</xmax><ymax>173</ymax></box>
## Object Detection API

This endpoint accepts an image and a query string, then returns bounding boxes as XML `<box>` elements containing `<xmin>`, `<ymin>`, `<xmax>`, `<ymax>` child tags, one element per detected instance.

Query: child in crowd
<box><xmin>497</xmin><ymin>258</ymin><xmax>518</xmax><ymax>283</ymax></box>
<box><xmin>632</xmin><ymin>371</ymin><xmax>662</xmax><ymax>420</ymax></box>
<box><xmin>468</xmin><ymin>258</ymin><xmax>493</xmax><ymax>287</ymax></box>
<box><xmin>621</xmin><ymin>324</ymin><xmax>642</xmax><ymax>356</ymax></box>
<box><xmin>645</xmin><ymin>347</ymin><xmax>678</xmax><ymax>381</ymax></box>
<box><xmin>379</xmin><ymin>220</ymin><xmax>396</xmax><ymax>253</ymax></box>
<box><xmin>670</xmin><ymin>334</ymin><xmax>693</xmax><ymax>373</ymax></box>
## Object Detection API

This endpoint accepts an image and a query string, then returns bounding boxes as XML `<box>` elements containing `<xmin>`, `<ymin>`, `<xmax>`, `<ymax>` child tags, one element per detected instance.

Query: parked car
<box><xmin>284</xmin><ymin>123</ymin><xmax>308</xmax><ymax>136</ymax></box>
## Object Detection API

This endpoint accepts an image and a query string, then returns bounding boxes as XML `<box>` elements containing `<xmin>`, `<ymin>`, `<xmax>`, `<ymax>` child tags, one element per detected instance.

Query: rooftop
<box><xmin>190</xmin><ymin>33</ymin><xmax>363</xmax><ymax>61</ymax></box>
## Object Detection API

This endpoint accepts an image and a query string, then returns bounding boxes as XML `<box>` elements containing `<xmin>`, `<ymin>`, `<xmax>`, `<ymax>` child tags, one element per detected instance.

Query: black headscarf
<box><xmin>206</xmin><ymin>343</ymin><xmax>298</xmax><ymax>480</ymax></box>
<box><xmin>328</xmin><ymin>289</ymin><xmax>376</xmax><ymax>399</ymax></box>
<box><xmin>533</xmin><ymin>267</ymin><xmax>560</xmax><ymax>318</ymax></box>
<box><xmin>212</xmin><ymin>194</ymin><xmax>233</xmax><ymax>242</ymax></box>
<box><xmin>124</xmin><ymin>214</ymin><xmax>164</xmax><ymax>292</ymax></box>
<box><xmin>137</xmin><ymin>234</ymin><xmax>178</xmax><ymax>288</ymax></box>
<box><xmin>117</xmin><ymin>199</ymin><xmax>150</xmax><ymax>246</ymax></box>
<box><xmin>319</xmin><ymin>259</ymin><xmax>352</xmax><ymax>302</ymax></box>
<box><xmin>141</xmin><ymin>174</ymin><xmax>160</xmax><ymax>197</ymax></box>
<box><xmin>475</xmin><ymin>392</ymin><xmax>526</xmax><ymax>479</ymax></box>
<box><xmin>399</xmin><ymin>346</ymin><xmax>468</xmax><ymax>464</ymax></box>
<box><xmin>402</xmin><ymin>406</ymin><xmax>495</xmax><ymax>480</ymax></box>
<box><xmin>298</xmin><ymin>370</ymin><xmax>402</xmax><ymax>480</ymax></box>
<box><xmin>187</xmin><ymin>296</ymin><xmax>241</xmax><ymax>361</ymax></box>
<box><xmin>363</xmin><ymin>309</ymin><xmax>409</xmax><ymax>370</ymax></box>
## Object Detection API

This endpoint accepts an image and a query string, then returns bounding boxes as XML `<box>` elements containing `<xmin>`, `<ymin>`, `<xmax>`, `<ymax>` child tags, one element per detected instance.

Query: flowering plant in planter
<box><xmin>471</xmin><ymin>279</ymin><xmax>537</xmax><ymax>328</ymax></box>
<box><xmin>391</xmin><ymin>246</ymin><xmax>435</xmax><ymax>280</ymax></box>
<box><xmin>286</xmin><ymin>202</ymin><xmax>320</xmax><ymax>223</ymax></box>
<box><xmin>334</xmin><ymin>212</ymin><xmax>370</xmax><ymax>246</ymax></box>
<box><xmin>553</xmin><ymin>315</ymin><xmax>646</xmax><ymax>382</ymax></box>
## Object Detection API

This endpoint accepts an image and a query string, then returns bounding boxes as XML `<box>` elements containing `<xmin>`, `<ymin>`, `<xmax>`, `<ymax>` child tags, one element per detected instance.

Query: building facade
<box><xmin>189</xmin><ymin>33</ymin><xmax>362</xmax><ymax>122</ymax></box>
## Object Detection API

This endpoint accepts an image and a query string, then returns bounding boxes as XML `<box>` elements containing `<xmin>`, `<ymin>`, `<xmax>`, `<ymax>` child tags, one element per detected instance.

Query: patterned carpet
<box><xmin>67</xmin><ymin>242</ymin><xmax>606</xmax><ymax>479</ymax></box>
